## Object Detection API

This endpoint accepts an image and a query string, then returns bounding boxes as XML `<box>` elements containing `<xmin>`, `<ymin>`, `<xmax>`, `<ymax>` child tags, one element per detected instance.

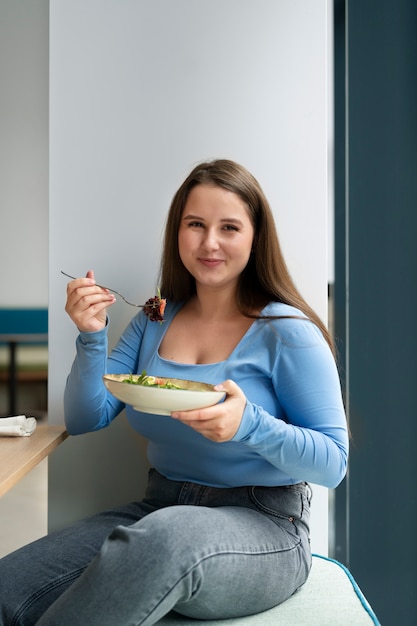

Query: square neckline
<box><xmin>155</xmin><ymin>301</ymin><xmax>263</xmax><ymax>367</ymax></box>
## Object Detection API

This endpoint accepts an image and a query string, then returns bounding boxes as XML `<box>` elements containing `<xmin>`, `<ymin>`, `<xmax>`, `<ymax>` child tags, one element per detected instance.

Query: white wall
<box><xmin>49</xmin><ymin>0</ymin><xmax>332</xmax><ymax>554</ymax></box>
<box><xmin>0</xmin><ymin>0</ymin><xmax>49</xmax><ymax>307</ymax></box>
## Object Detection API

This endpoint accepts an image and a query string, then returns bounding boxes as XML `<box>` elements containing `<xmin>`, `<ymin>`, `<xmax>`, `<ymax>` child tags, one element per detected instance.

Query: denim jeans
<box><xmin>0</xmin><ymin>469</ymin><xmax>312</xmax><ymax>626</ymax></box>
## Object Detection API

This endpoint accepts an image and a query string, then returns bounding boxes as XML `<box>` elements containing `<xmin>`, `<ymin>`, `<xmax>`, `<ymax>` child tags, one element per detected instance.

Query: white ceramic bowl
<box><xmin>103</xmin><ymin>373</ymin><xmax>226</xmax><ymax>415</ymax></box>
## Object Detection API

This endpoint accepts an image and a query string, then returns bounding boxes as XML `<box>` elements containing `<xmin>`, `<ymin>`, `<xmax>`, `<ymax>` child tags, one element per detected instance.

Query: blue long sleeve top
<box><xmin>64</xmin><ymin>301</ymin><xmax>348</xmax><ymax>489</ymax></box>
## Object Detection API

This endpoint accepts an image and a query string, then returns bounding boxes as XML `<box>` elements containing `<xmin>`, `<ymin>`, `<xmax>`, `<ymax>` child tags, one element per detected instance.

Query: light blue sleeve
<box><xmin>64</xmin><ymin>313</ymin><xmax>146</xmax><ymax>434</ymax></box>
<box><xmin>232</xmin><ymin>321</ymin><xmax>349</xmax><ymax>488</ymax></box>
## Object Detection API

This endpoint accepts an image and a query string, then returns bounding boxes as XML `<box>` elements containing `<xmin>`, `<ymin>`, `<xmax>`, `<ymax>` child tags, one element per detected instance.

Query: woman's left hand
<box><xmin>171</xmin><ymin>379</ymin><xmax>246</xmax><ymax>442</ymax></box>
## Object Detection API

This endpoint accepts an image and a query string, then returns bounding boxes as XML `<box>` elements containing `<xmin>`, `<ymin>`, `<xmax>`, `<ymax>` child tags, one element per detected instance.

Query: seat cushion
<box><xmin>156</xmin><ymin>554</ymin><xmax>380</xmax><ymax>625</ymax></box>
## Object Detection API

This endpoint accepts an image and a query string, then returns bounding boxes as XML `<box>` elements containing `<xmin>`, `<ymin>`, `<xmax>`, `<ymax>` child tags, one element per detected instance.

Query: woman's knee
<box><xmin>107</xmin><ymin>505</ymin><xmax>207</xmax><ymax>562</ymax></box>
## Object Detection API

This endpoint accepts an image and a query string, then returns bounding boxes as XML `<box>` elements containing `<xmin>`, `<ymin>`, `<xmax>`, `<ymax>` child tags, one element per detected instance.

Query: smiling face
<box><xmin>178</xmin><ymin>184</ymin><xmax>255</xmax><ymax>294</ymax></box>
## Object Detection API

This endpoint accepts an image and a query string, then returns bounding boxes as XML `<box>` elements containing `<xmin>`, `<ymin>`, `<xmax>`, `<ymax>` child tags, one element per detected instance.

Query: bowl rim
<box><xmin>102</xmin><ymin>373</ymin><xmax>223</xmax><ymax>395</ymax></box>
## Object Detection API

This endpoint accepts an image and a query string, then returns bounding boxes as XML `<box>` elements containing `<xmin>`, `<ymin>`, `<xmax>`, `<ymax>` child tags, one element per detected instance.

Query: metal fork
<box><xmin>61</xmin><ymin>271</ymin><xmax>145</xmax><ymax>308</ymax></box>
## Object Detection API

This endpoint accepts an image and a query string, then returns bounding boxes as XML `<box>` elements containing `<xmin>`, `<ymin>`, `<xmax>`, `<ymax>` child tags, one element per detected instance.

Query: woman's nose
<box><xmin>203</xmin><ymin>228</ymin><xmax>220</xmax><ymax>249</ymax></box>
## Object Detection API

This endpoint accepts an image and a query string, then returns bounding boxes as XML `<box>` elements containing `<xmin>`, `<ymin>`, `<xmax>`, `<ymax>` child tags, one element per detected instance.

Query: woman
<box><xmin>0</xmin><ymin>159</ymin><xmax>348</xmax><ymax>625</ymax></box>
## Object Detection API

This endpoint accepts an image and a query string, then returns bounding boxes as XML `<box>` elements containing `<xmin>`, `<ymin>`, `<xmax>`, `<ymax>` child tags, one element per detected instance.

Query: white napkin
<box><xmin>0</xmin><ymin>415</ymin><xmax>37</xmax><ymax>437</ymax></box>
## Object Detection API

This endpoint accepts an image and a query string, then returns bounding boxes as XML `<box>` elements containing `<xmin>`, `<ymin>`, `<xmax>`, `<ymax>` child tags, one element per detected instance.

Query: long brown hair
<box><xmin>159</xmin><ymin>159</ymin><xmax>335</xmax><ymax>356</ymax></box>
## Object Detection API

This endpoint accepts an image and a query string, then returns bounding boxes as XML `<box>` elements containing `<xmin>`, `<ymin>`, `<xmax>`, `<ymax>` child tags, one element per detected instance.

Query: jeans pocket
<box><xmin>249</xmin><ymin>485</ymin><xmax>307</xmax><ymax>523</ymax></box>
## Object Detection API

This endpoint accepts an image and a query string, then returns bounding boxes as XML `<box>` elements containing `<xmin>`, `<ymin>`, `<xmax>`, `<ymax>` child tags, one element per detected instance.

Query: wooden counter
<box><xmin>0</xmin><ymin>423</ymin><xmax>68</xmax><ymax>497</ymax></box>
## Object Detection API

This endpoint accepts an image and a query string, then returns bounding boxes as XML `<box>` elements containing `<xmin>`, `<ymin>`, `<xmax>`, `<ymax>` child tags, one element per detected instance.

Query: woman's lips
<box><xmin>198</xmin><ymin>258</ymin><xmax>224</xmax><ymax>267</ymax></box>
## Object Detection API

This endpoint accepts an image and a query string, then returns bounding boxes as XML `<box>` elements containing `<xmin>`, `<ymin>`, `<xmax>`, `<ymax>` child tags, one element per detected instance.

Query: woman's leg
<box><xmin>0</xmin><ymin>501</ymin><xmax>150</xmax><ymax>626</ymax></box>
<box><xmin>37</xmin><ymin>483</ymin><xmax>311</xmax><ymax>626</ymax></box>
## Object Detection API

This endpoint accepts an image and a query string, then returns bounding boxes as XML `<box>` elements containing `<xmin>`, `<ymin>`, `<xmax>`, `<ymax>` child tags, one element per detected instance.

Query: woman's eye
<box><xmin>185</xmin><ymin>221</ymin><xmax>238</xmax><ymax>231</ymax></box>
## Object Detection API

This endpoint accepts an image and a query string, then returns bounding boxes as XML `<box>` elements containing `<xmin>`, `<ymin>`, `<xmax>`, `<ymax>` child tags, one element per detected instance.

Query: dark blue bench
<box><xmin>0</xmin><ymin>309</ymin><xmax>48</xmax><ymax>416</ymax></box>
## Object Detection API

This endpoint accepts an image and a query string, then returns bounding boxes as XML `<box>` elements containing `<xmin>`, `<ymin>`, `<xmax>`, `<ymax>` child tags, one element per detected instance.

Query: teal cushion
<box><xmin>0</xmin><ymin>309</ymin><xmax>48</xmax><ymax>340</ymax></box>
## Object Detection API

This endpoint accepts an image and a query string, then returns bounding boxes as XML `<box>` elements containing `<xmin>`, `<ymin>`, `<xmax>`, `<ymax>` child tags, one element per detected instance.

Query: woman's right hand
<box><xmin>64</xmin><ymin>270</ymin><xmax>116</xmax><ymax>333</ymax></box>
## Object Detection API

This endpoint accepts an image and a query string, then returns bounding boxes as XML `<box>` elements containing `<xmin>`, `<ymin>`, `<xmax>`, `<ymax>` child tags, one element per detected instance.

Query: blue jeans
<box><xmin>0</xmin><ymin>469</ymin><xmax>312</xmax><ymax>625</ymax></box>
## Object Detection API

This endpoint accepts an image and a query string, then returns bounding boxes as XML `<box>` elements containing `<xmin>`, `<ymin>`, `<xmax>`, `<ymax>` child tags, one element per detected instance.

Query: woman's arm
<box><xmin>233</xmin><ymin>323</ymin><xmax>348</xmax><ymax>488</ymax></box>
<box><xmin>64</xmin><ymin>314</ymin><xmax>146</xmax><ymax>435</ymax></box>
